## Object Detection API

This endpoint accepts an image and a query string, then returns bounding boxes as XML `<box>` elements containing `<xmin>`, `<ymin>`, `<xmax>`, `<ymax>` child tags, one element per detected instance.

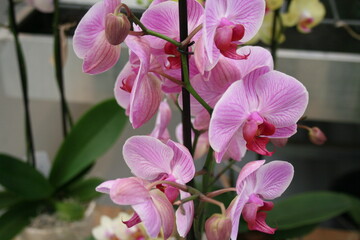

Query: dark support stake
<box><xmin>178</xmin><ymin>0</ymin><xmax>195</xmax><ymax>239</ymax></box>
<box><xmin>8</xmin><ymin>0</ymin><xmax>36</xmax><ymax>167</ymax></box>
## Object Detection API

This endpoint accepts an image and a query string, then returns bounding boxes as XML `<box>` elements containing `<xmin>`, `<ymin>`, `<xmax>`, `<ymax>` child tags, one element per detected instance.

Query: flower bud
<box><xmin>309</xmin><ymin>127</ymin><xmax>327</xmax><ymax>145</ymax></box>
<box><xmin>205</xmin><ymin>214</ymin><xmax>232</xmax><ymax>240</ymax></box>
<box><xmin>105</xmin><ymin>13</ymin><xmax>131</xmax><ymax>45</ymax></box>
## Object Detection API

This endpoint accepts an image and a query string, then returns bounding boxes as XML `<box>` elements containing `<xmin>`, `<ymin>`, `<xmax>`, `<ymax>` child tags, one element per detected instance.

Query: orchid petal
<box><xmin>209</xmin><ymin>80</ymin><xmax>251</xmax><ymax>154</ymax></box>
<box><xmin>225</xmin><ymin>0</ymin><xmax>266</xmax><ymax>42</ymax></box>
<box><xmin>150</xmin><ymin>189</ymin><xmax>175</xmax><ymax>239</ymax></box>
<box><xmin>257</xmin><ymin>71</ymin><xmax>309</xmax><ymax>128</ymax></box>
<box><xmin>133</xmin><ymin>200</ymin><xmax>161</xmax><ymax>238</ymax></box>
<box><xmin>123</xmin><ymin>136</ymin><xmax>173</xmax><ymax>180</ymax></box>
<box><xmin>114</xmin><ymin>62</ymin><xmax>134</xmax><ymax>109</ymax></box>
<box><xmin>130</xmin><ymin>74</ymin><xmax>162</xmax><ymax>128</ymax></box>
<box><xmin>255</xmin><ymin>161</ymin><xmax>294</xmax><ymax>199</ymax></box>
<box><xmin>271</xmin><ymin>124</ymin><xmax>297</xmax><ymax>138</ymax></box>
<box><xmin>236</xmin><ymin>46</ymin><xmax>274</xmax><ymax>77</ymax></box>
<box><xmin>150</xmin><ymin>100</ymin><xmax>172</xmax><ymax>140</ymax></box>
<box><xmin>176</xmin><ymin>191</ymin><xmax>194</xmax><ymax>237</ymax></box>
<box><xmin>166</xmin><ymin>140</ymin><xmax>195</xmax><ymax>183</ymax></box>
<box><xmin>95</xmin><ymin>180</ymin><xmax>116</xmax><ymax>194</ymax></box>
<box><xmin>105</xmin><ymin>177</ymin><xmax>150</xmax><ymax>205</ymax></box>
<box><xmin>236</xmin><ymin>160</ymin><xmax>265</xmax><ymax>194</ymax></box>
<box><xmin>73</xmin><ymin>1</ymin><xmax>106</xmax><ymax>58</ymax></box>
<box><xmin>82</xmin><ymin>32</ymin><xmax>121</xmax><ymax>74</ymax></box>
<box><xmin>228</xmin><ymin>192</ymin><xmax>247</xmax><ymax>239</ymax></box>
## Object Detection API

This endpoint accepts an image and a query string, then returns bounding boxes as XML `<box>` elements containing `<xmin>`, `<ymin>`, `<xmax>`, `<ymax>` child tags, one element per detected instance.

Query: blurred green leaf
<box><xmin>0</xmin><ymin>202</ymin><xmax>39</xmax><ymax>240</ymax></box>
<box><xmin>66</xmin><ymin>177</ymin><xmax>104</xmax><ymax>202</ymax></box>
<box><xmin>271</xmin><ymin>223</ymin><xmax>318</xmax><ymax>239</ymax></box>
<box><xmin>49</xmin><ymin>99</ymin><xmax>127</xmax><ymax>188</ymax></box>
<box><xmin>348</xmin><ymin>196</ymin><xmax>360</xmax><ymax>226</ymax></box>
<box><xmin>55</xmin><ymin>201</ymin><xmax>85</xmax><ymax>222</ymax></box>
<box><xmin>0</xmin><ymin>154</ymin><xmax>53</xmax><ymax>200</ymax></box>
<box><xmin>267</xmin><ymin>191</ymin><xmax>353</xmax><ymax>230</ymax></box>
<box><xmin>0</xmin><ymin>191</ymin><xmax>21</xmax><ymax>210</ymax></box>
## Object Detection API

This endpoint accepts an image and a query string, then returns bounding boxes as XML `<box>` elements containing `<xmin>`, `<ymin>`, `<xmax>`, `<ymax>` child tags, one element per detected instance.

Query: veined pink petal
<box><xmin>123</xmin><ymin>136</ymin><xmax>173</xmax><ymax>180</ymax></box>
<box><xmin>255</xmin><ymin>161</ymin><xmax>294</xmax><ymax>199</ymax></box>
<box><xmin>130</xmin><ymin>74</ymin><xmax>162</xmax><ymax>128</ymax></box>
<box><xmin>271</xmin><ymin>124</ymin><xmax>297</xmax><ymax>138</ymax></box>
<box><xmin>225</xmin><ymin>0</ymin><xmax>265</xmax><ymax>42</ymax></box>
<box><xmin>82</xmin><ymin>32</ymin><xmax>121</xmax><ymax>74</ymax></box>
<box><xmin>133</xmin><ymin>199</ymin><xmax>162</xmax><ymax>238</ymax></box>
<box><xmin>166</xmin><ymin>140</ymin><xmax>195</xmax><ymax>183</ymax></box>
<box><xmin>227</xmin><ymin>192</ymin><xmax>247</xmax><ymax>239</ymax></box>
<box><xmin>256</xmin><ymin>71</ymin><xmax>309</xmax><ymax>128</ymax></box>
<box><xmin>104</xmin><ymin>177</ymin><xmax>150</xmax><ymax>205</ymax></box>
<box><xmin>150</xmin><ymin>100</ymin><xmax>172</xmax><ymax>140</ymax></box>
<box><xmin>104</xmin><ymin>0</ymin><xmax>121</xmax><ymax>13</ymax></box>
<box><xmin>236</xmin><ymin>46</ymin><xmax>274</xmax><ymax>78</ymax></box>
<box><xmin>226</xmin><ymin>132</ymin><xmax>247</xmax><ymax>162</ymax></box>
<box><xmin>176</xmin><ymin>191</ymin><xmax>194</xmax><ymax>237</ymax></box>
<box><xmin>150</xmin><ymin>189</ymin><xmax>175</xmax><ymax>239</ymax></box>
<box><xmin>114</xmin><ymin>62</ymin><xmax>135</xmax><ymax>110</ymax></box>
<box><xmin>73</xmin><ymin>1</ymin><xmax>105</xmax><ymax>58</ymax></box>
<box><xmin>141</xmin><ymin>0</ymin><xmax>203</xmax><ymax>49</ymax></box>
<box><xmin>209</xmin><ymin>80</ymin><xmax>251</xmax><ymax>155</ymax></box>
<box><xmin>236</xmin><ymin>160</ymin><xmax>265</xmax><ymax>194</ymax></box>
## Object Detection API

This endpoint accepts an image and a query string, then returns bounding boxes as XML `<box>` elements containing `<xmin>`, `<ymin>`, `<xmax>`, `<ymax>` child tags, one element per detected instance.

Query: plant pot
<box><xmin>14</xmin><ymin>202</ymin><xmax>96</xmax><ymax>240</ymax></box>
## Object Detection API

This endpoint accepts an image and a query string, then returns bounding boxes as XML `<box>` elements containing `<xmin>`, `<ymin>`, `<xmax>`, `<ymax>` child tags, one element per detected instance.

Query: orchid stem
<box><xmin>181</xmin><ymin>24</ymin><xmax>202</xmax><ymax>47</ymax></box>
<box><xmin>185</xmin><ymin>82</ymin><xmax>213</xmax><ymax>114</ymax></box>
<box><xmin>8</xmin><ymin>0</ymin><xmax>36</xmax><ymax>167</ymax></box>
<box><xmin>200</xmin><ymin>195</ymin><xmax>226</xmax><ymax>215</ymax></box>
<box><xmin>270</xmin><ymin>9</ymin><xmax>279</xmax><ymax>67</ymax></box>
<box><xmin>209</xmin><ymin>160</ymin><xmax>236</xmax><ymax>186</ymax></box>
<box><xmin>206</xmin><ymin>188</ymin><xmax>237</xmax><ymax>198</ymax></box>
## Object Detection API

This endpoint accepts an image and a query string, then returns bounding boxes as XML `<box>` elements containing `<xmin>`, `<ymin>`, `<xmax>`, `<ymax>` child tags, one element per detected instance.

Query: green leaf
<box><xmin>55</xmin><ymin>201</ymin><xmax>85</xmax><ymax>222</ymax></box>
<box><xmin>0</xmin><ymin>154</ymin><xmax>53</xmax><ymax>200</ymax></box>
<box><xmin>0</xmin><ymin>191</ymin><xmax>21</xmax><ymax>210</ymax></box>
<box><xmin>66</xmin><ymin>177</ymin><xmax>104</xmax><ymax>202</ymax></box>
<box><xmin>49</xmin><ymin>99</ymin><xmax>127</xmax><ymax>188</ymax></box>
<box><xmin>267</xmin><ymin>191</ymin><xmax>353</xmax><ymax>230</ymax></box>
<box><xmin>0</xmin><ymin>202</ymin><xmax>39</xmax><ymax>240</ymax></box>
<box><xmin>271</xmin><ymin>224</ymin><xmax>318</xmax><ymax>239</ymax></box>
<box><xmin>348</xmin><ymin>196</ymin><xmax>360</xmax><ymax>226</ymax></box>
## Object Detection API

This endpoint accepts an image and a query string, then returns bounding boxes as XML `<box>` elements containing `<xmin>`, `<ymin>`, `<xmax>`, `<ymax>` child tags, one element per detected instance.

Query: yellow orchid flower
<box><xmin>266</xmin><ymin>0</ymin><xmax>284</xmax><ymax>11</ymax></box>
<box><xmin>282</xmin><ymin>0</ymin><xmax>326</xmax><ymax>33</ymax></box>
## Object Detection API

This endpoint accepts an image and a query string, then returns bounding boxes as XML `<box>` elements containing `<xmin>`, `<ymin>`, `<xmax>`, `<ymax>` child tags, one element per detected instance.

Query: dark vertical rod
<box><xmin>53</xmin><ymin>0</ymin><xmax>71</xmax><ymax>138</ymax></box>
<box><xmin>178</xmin><ymin>0</ymin><xmax>195</xmax><ymax>239</ymax></box>
<box><xmin>8</xmin><ymin>0</ymin><xmax>36</xmax><ymax>167</ymax></box>
<box><xmin>179</xmin><ymin>1</ymin><xmax>193</xmax><ymax>155</ymax></box>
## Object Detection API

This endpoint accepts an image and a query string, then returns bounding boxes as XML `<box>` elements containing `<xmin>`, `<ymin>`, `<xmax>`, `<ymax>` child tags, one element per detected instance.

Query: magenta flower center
<box><xmin>243</xmin><ymin>112</ymin><xmax>275</xmax><ymax>156</ymax></box>
<box><xmin>164</xmin><ymin>41</ymin><xmax>182</xmax><ymax>69</ymax></box>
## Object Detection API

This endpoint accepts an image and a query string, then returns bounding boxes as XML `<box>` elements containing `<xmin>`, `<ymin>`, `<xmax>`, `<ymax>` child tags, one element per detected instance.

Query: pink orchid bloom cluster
<box><xmin>73</xmin><ymin>0</ymin><xmax>309</xmax><ymax>239</ymax></box>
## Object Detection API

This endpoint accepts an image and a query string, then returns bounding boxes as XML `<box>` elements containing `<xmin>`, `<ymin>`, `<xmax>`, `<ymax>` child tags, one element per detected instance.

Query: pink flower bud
<box><xmin>105</xmin><ymin>13</ymin><xmax>131</xmax><ymax>45</ymax></box>
<box><xmin>309</xmin><ymin>127</ymin><xmax>327</xmax><ymax>145</ymax></box>
<box><xmin>205</xmin><ymin>214</ymin><xmax>232</xmax><ymax>240</ymax></box>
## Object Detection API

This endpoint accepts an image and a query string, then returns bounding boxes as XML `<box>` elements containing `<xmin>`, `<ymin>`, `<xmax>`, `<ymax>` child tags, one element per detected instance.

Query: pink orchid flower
<box><xmin>209</xmin><ymin>70</ymin><xmax>308</xmax><ymax>161</ymax></box>
<box><xmin>96</xmin><ymin>177</ymin><xmax>175</xmax><ymax>239</ymax></box>
<box><xmin>73</xmin><ymin>0</ymin><xmax>122</xmax><ymax>74</ymax></box>
<box><xmin>140</xmin><ymin>0</ymin><xmax>203</xmax><ymax>72</ymax></box>
<box><xmin>114</xmin><ymin>36</ymin><xmax>163</xmax><ymax>128</ymax></box>
<box><xmin>123</xmin><ymin>136</ymin><xmax>195</xmax><ymax>237</ymax></box>
<box><xmin>199</xmin><ymin>0</ymin><xmax>265</xmax><ymax>71</ymax></box>
<box><xmin>150</xmin><ymin>100</ymin><xmax>172</xmax><ymax>141</ymax></box>
<box><xmin>227</xmin><ymin>160</ymin><xmax>294</xmax><ymax>239</ymax></box>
